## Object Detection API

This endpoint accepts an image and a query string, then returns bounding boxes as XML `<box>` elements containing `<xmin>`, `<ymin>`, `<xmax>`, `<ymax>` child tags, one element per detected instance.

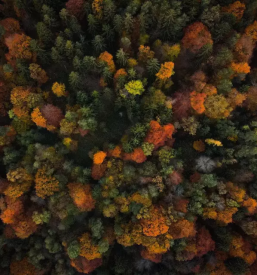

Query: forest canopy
<box><xmin>1</xmin><ymin>0</ymin><xmax>257</xmax><ymax>274</ymax></box>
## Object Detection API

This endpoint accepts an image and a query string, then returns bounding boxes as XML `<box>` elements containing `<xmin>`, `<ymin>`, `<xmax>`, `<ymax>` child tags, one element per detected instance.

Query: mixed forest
<box><xmin>1</xmin><ymin>0</ymin><xmax>257</xmax><ymax>274</ymax></box>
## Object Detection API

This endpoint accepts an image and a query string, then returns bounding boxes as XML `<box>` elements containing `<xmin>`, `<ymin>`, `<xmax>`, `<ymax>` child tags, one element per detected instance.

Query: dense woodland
<box><xmin>1</xmin><ymin>0</ymin><xmax>257</xmax><ymax>274</ymax></box>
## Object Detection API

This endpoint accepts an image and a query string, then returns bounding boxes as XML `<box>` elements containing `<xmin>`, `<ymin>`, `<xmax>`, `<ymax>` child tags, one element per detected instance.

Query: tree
<box><xmin>68</xmin><ymin>183</ymin><xmax>95</xmax><ymax>211</ymax></box>
<box><xmin>182</xmin><ymin>22</ymin><xmax>213</xmax><ymax>53</ymax></box>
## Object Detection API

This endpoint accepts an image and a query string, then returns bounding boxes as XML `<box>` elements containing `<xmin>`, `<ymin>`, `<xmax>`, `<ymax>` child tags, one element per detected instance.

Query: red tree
<box><xmin>182</xmin><ymin>22</ymin><xmax>213</xmax><ymax>53</ymax></box>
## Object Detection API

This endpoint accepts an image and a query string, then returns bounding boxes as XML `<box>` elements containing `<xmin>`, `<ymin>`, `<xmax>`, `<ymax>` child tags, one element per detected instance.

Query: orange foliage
<box><xmin>91</xmin><ymin>162</ymin><xmax>107</xmax><ymax>180</ymax></box>
<box><xmin>5</xmin><ymin>33</ymin><xmax>32</xmax><ymax>60</ymax></box>
<box><xmin>141</xmin><ymin>249</ymin><xmax>162</xmax><ymax>263</ymax></box>
<box><xmin>169</xmin><ymin>219</ymin><xmax>196</xmax><ymax>239</ymax></box>
<box><xmin>146</xmin><ymin>237</ymin><xmax>171</xmax><ymax>254</ymax></box>
<box><xmin>193</xmin><ymin>140</ymin><xmax>205</xmax><ymax>152</ymax></box>
<box><xmin>227</xmin><ymin>88</ymin><xmax>246</xmax><ymax>108</ymax></box>
<box><xmin>145</xmin><ymin>120</ymin><xmax>175</xmax><ymax>150</ymax></box>
<box><xmin>10</xmin><ymin>86</ymin><xmax>30</xmax><ymax>106</ymax></box>
<box><xmin>243</xmin><ymin>198</ymin><xmax>257</xmax><ymax>215</ymax></box>
<box><xmin>123</xmin><ymin>147</ymin><xmax>147</xmax><ymax>163</ymax></box>
<box><xmin>68</xmin><ymin>183</ymin><xmax>95</xmax><ymax>211</ymax></box>
<box><xmin>182</xmin><ymin>22</ymin><xmax>213</xmax><ymax>53</ymax></box>
<box><xmin>13</xmin><ymin>215</ymin><xmax>37</xmax><ymax>239</ymax></box>
<box><xmin>114</xmin><ymin>68</ymin><xmax>127</xmax><ymax>80</ymax></box>
<box><xmin>10</xmin><ymin>258</ymin><xmax>37</xmax><ymax>275</ymax></box>
<box><xmin>156</xmin><ymin>62</ymin><xmax>174</xmax><ymax>80</ymax></box>
<box><xmin>140</xmin><ymin>207</ymin><xmax>169</xmax><ymax>237</ymax></box>
<box><xmin>4</xmin><ymin>181</ymin><xmax>31</xmax><ymax>200</ymax></box>
<box><xmin>203</xmin><ymin>207</ymin><xmax>218</xmax><ymax>220</ymax></box>
<box><xmin>138</xmin><ymin>45</ymin><xmax>155</xmax><ymax>63</ymax></box>
<box><xmin>108</xmin><ymin>145</ymin><xmax>122</xmax><ymax>158</ymax></box>
<box><xmin>190</xmin><ymin>91</ymin><xmax>207</xmax><ymax>114</ymax></box>
<box><xmin>202</xmin><ymin>85</ymin><xmax>217</xmax><ymax>96</ymax></box>
<box><xmin>226</xmin><ymin>182</ymin><xmax>246</xmax><ymax>203</ymax></box>
<box><xmin>92</xmin><ymin>0</ymin><xmax>103</xmax><ymax>19</ymax></box>
<box><xmin>245</xmin><ymin>21</ymin><xmax>257</xmax><ymax>42</ymax></box>
<box><xmin>93</xmin><ymin>151</ymin><xmax>107</xmax><ymax>164</ymax></box>
<box><xmin>231</xmin><ymin>62</ymin><xmax>251</xmax><ymax>74</ymax></box>
<box><xmin>217</xmin><ymin>207</ymin><xmax>238</xmax><ymax>224</ymax></box>
<box><xmin>223</xmin><ymin>1</ymin><xmax>245</xmax><ymax>20</ymax></box>
<box><xmin>31</xmin><ymin>107</ymin><xmax>47</xmax><ymax>128</ymax></box>
<box><xmin>0</xmin><ymin>198</ymin><xmax>23</xmax><ymax>224</ymax></box>
<box><xmin>79</xmin><ymin>233</ymin><xmax>101</xmax><ymax>260</ymax></box>
<box><xmin>230</xmin><ymin>235</ymin><xmax>257</xmax><ymax>265</ymax></box>
<box><xmin>99</xmin><ymin>77</ymin><xmax>107</xmax><ymax>87</ymax></box>
<box><xmin>71</xmin><ymin>256</ymin><xmax>102</xmax><ymax>274</ymax></box>
<box><xmin>35</xmin><ymin>168</ymin><xmax>59</xmax><ymax>199</ymax></box>
<box><xmin>99</xmin><ymin>51</ymin><xmax>115</xmax><ymax>72</ymax></box>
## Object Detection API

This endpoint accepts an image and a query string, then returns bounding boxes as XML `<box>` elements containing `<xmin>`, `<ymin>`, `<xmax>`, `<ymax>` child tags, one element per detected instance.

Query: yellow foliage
<box><xmin>52</xmin><ymin>82</ymin><xmax>67</xmax><ymax>97</ymax></box>
<box><xmin>205</xmin><ymin>139</ymin><xmax>223</xmax><ymax>147</ymax></box>
<box><xmin>125</xmin><ymin>80</ymin><xmax>145</xmax><ymax>96</ymax></box>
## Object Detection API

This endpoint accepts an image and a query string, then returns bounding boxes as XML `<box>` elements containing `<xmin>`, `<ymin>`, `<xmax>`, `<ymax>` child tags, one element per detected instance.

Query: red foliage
<box><xmin>246</xmin><ymin>86</ymin><xmax>257</xmax><ymax>112</ymax></box>
<box><xmin>234</xmin><ymin>34</ymin><xmax>254</xmax><ymax>62</ymax></box>
<box><xmin>41</xmin><ymin>104</ymin><xmax>64</xmax><ymax>128</ymax></box>
<box><xmin>172</xmin><ymin>91</ymin><xmax>191</xmax><ymax>119</ymax></box>
<box><xmin>5</xmin><ymin>33</ymin><xmax>32</xmax><ymax>61</ymax></box>
<box><xmin>91</xmin><ymin>162</ymin><xmax>107</xmax><ymax>180</ymax></box>
<box><xmin>190</xmin><ymin>71</ymin><xmax>207</xmax><ymax>92</ymax></box>
<box><xmin>4</xmin><ymin>225</ymin><xmax>16</xmax><ymax>239</ymax></box>
<box><xmin>0</xmin><ymin>18</ymin><xmax>20</xmax><ymax>38</ymax></box>
<box><xmin>10</xmin><ymin>258</ymin><xmax>37</xmax><ymax>275</ymax></box>
<box><xmin>168</xmin><ymin>171</ymin><xmax>183</xmax><ymax>185</ymax></box>
<box><xmin>70</xmin><ymin>256</ymin><xmax>102</xmax><ymax>274</ymax></box>
<box><xmin>190</xmin><ymin>172</ymin><xmax>201</xmax><ymax>183</ymax></box>
<box><xmin>196</xmin><ymin>227</ymin><xmax>215</xmax><ymax>257</ymax></box>
<box><xmin>79</xmin><ymin>128</ymin><xmax>89</xmax><ymax>137</ymax></box>
<box><xmin>182</xmin><ymin>22</ymin><xmax>213</xmax><ymax>53</ymax></box>
<box><xmin>144</xmin><ymin>120</ymin><xmax>175</xmax><ymax>150</ymax></box>
<box><xmin>174</xmin><ymin>199</ymin><xmax>189</xmax><ymax>213</ymax></box>
<box><xmin>0</xmin><ymin>81</ymin><xmax>9</xmax><ymax>116</ymax></box>
<box><xmin>0</xmin><ymin>178</ymin><xmax>9</xmax><ymax>193</ymax></box>
<box><xmin>66</xmin><ymin>0</ymin><xmax>85</xmax><ymax>19</ymax></box>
